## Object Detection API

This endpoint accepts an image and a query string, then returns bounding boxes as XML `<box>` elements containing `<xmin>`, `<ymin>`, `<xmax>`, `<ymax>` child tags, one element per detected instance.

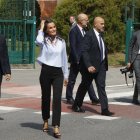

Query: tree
<box><xmin>53</xmin><ymin>0</ymin><xmax>131</xmax><ymax>53</ymax></box>
<box><xmin>0</xmin><ymin>0</ymin><xmax>35</xmax><ymax>20</ymax></box>
<box><xmin>0</xmin><ymin>0</ymin><xmax>23</xmax><ymax>19</ymax></box>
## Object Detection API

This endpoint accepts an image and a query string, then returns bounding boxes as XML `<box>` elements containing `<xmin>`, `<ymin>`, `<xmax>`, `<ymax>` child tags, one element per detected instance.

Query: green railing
<box><xmin>0</xmin><ymin>0</ymin><xmax>36</xmax><ymax>66</ymax></box>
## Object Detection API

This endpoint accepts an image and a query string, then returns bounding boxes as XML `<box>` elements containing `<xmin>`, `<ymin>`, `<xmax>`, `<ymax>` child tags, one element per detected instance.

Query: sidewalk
<box><xmin>9</xmin><ymin>63</ymin><xmax>131</xmax><ymax>87</ymax></box>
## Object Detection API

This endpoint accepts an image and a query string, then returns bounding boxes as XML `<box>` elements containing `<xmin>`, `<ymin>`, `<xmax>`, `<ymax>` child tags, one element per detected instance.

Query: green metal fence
<box><xmin>0</xmin><ymin>0</ymin><xmax>36</xmax><ymax>66</ymax></box>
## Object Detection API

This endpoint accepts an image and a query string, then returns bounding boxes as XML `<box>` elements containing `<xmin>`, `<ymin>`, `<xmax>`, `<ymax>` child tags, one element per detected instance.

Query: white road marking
<box><xmin>109</xmin><ymin>102</ymin><xmax>132</xmax><ymax>105</ymax></box>
<box><xmin>0</xmin><ymin>106</ymin><xmax>22</xmax><ymax>113</ymax></box>
<box><xmin>12</xmin><ymin>69</ymin><xmax>35</xmax><ymax>70</ymax></box>
<box><xmin>84</xmin><ymin>115</ymin><xmax>120</xmax><ymax>120</ymax></box>
<box><xmin>0</xmin><ymin>106</ymin><xmax>22</xmax><ymax>110</ymax></box>
<box><xmin>107</xmin><ymin>91</ymin><xmax>133</xmax><ymax>98</ymax></box>
<box><xmin>83</xmin><ymin>91</ymin><xmax>133</xmax><ymax>101</ymax></box>
<box><xmin>106</xmin><ymin>84</ymin><xmax>133</xmax><ymax>88</ymax></box>
<box><xmin>34</xmin><ymin>111</ymin><xmax>70</xmax><ymax>115</ymax></box>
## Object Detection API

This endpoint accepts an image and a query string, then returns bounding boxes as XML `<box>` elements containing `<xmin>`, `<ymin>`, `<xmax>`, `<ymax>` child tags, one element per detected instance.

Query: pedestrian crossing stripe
<box><xmin>34</xmin><ymin>111</ymin><xmax>70</xmax><ymax>115</ymax></box>
<box><xmin>83</xmin><ymin>91</ymin><xmax>133</xmax><ymax>101</ymax></box>
<box><xmin>0</xmin><ymin>106</ymin><xmax>22</xmax><ymax>110</ymax></box>
<box><xmin>0</xmin><ymin>106</ymin><xmax>23</xmax><ymax>113</ymax></box>
<box><xmin>84</xmin><ymin>115</ymin><xmax>120</xmax><ymax>120</ymax></box>
<box><xmin>107</xmin><ymin>91</ymin><xmax>133</xmax><ymax>98</ymax></box>
<box><xmin>109</xmin><ymin>102</ymin><xmax>132</xmax><ymax>105</ymax></box>
<box><xmin>35</xmin><ymin>112</ymin><xmax>120</xmax><ymax>121</ymax></box>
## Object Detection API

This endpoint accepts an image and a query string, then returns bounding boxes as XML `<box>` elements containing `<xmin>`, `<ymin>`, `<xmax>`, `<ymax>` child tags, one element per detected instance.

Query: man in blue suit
<box><xmin>0</xmin><ymin>34</ymin><xmax>11</xmax><ymax>97</ymax></box>
<box><xmin>72</xmin><ymin>17</ymin><xmax>114</xmax><ymax>116</ymax></box>
<box><xmin>66</xmin><ymin>13</ymin><xmax>99</xmax><ymax>105</ymax></box>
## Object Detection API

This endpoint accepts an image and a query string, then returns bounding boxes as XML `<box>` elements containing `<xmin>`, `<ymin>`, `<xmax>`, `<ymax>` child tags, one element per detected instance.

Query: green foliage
<box><xmin>0</xmin><ymin>0</ymin><xmax>23</xmax><ymax>19</ymax></box>
<box><xmin>53</xmin><ymin>0</ymin><xmax>131</xmax><ymax>53</ymax></box>
<box><xmin>0</xmin><ymin>0</ymin><xmax>35</xmax><ymax>20</ymax></box>
<box><xmin>108</xmin><ymin>52</ymin><xmax>125</xmax><ymax>66</ymax></box>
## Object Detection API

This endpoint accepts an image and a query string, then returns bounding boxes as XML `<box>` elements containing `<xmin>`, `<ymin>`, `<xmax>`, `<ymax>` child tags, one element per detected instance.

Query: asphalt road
<box><xmin>0</xmin><ymin>63</ymin><xmax>140</xmax><ymax>140</ymax></box>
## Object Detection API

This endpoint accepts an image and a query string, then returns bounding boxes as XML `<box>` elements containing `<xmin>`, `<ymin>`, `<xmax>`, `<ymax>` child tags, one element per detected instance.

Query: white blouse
<box><xmin>36</xmin><ymin>30</ymin><xmax>69</xmax><ymax>79</ymax></box>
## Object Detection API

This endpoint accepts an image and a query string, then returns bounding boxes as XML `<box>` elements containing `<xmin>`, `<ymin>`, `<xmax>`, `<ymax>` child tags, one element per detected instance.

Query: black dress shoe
<box><xmin>72</xmin><ymin>105</ymin><xmax>85</xmax><ymax>113</ymax></box>
<box><xmin>101</xmin><ymin>109</ymin><xmax>114</xmax><ymax>116</ymax></box>
<box><xmin>67</xmin><ymin>98</ymin><xmax>74</xmax><ymax>104</ymax></box>
<box><xmin>91</xmin><ymin>99</ymin><xmax>100</xmax><ymax>105</ymax></box>
<box><xmin>132</xmin><ymin>100</ymin><xmax>140</xmax><ymax>105</ymax></box>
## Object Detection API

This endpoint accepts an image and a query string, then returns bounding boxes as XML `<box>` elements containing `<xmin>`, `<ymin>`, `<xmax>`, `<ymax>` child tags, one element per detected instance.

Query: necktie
<box><xmin>82</xmin><ymin>29</ymin><xmax>85</xmax><ymax>37</ymax></box>
<box><xmin>99</xmin><ymin>34</ymin><xmax>103</xmax><ymax>61</ymax></box>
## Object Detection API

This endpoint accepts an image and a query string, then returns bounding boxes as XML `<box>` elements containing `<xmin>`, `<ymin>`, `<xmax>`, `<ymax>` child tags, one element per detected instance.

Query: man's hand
<box><xmin>4</xmin><ymin>74</ymin><xmax>11</xmax><ymax>81</ymax></box>
<box><xmin>88</xmin><ymin>66</ymin><xmax>96</xmax><ymax>73</ymax></box>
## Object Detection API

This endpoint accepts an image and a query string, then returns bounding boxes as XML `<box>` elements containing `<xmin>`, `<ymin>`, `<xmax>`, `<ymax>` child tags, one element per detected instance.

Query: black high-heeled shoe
<box><xmin>43</xmin><ymin>121</ymin><xmax>48</xmax><ymax>132</ymax></box>
<box><xmin>53</xmin><ymin>125</ymin><xmax>61</xmax><ymax>138</ymax></box>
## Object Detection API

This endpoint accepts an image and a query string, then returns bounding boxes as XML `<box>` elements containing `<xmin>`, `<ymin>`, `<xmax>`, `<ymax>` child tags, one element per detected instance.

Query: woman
<box><xmin>36</xmin><ymin>19</ymin><xmax>68</xmax><ymax>138</ymax></box>
<box><xmin>0</xmin><ymin>34</ymin><xmax>11</xmax><ymax>97</ymax></box>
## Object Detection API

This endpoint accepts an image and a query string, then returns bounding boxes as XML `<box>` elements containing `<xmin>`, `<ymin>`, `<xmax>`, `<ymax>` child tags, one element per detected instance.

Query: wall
<box><xmin>37</xmin><ymin>0</ymin><xmax>57</xmax><ymax>18</ymax></box>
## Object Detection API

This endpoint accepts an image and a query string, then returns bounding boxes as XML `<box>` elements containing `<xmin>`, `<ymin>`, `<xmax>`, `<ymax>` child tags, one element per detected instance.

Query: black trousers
<box><xmin>40</xmin><ymin>64</ymin><xmax>63</xmax><ymax>126</ymax></box>
<box><xmin>74</xmin><ymin>61</ymin><xmax>108</xmax><ymax>111</ymax></box>
<box><xmin>66</xmin><ymin>63</ymin><xmax>98</xmax><ymax>100</ymax></box>
<box><xmin>0</xmin><ymin>74</ymin><xmax>2</xmax><ymax>97</ymax></box>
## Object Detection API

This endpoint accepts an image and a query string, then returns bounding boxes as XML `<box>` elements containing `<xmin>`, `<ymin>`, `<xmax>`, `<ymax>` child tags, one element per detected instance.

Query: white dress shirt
<box><xmin>36</xmin><ymin>30</ymin><xmax>69</xmax><ymax>79</ymax></box>
<box><xmin>93</xmin><ymin>28</ymin><xmax>105</xmax><ymax>60</ymax></box>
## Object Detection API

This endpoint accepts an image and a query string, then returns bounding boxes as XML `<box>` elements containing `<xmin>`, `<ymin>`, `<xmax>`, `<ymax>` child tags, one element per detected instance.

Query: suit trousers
<box><xmin>66</xmin><ymin>63</ymin><xmax>98</xmax><ymax>100</ymax></box>
<box><xmin>74</xmin><ymin>61</ymin><xmax>108</xmax><ymax>111</ymax></box>
<box><xmin>133</xmin><ymin>55</ymin><xmax>140</xmax><ymax>100</ymax></box>
<box><xmin>39</xmin><ymin>64</ymin><xmax>63</xmax><ymax>126</ymax></box>
<box><xmin>0</xmin><ymin>74</ymin><xmax>2</xmax><ymax>97</ymax></box>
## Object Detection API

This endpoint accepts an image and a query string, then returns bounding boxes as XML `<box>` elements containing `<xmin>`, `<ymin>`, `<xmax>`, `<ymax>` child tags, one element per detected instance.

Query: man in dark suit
<box><xmin>127</xmin><ymin>30</ymin><xmax>140</xmax><ymax>105</ymax></box>
<box><xmin>0</xmin><ymin>34</ymin><xmax>11</xmax><ymax>97</ymax></box>
<box><xmin>66</xmin><ymin>13</ymin><xmax>99</xmax><ymax>105</ymax></box>
<box><xmin>72</xmin><ymin>17</ymin><xmax>114</xmax><ymax>116</ymax></box>
<box><xmin>69</xmin><ymin>16</ymin><xmax>76</xmax><ymax>29</ymax></box>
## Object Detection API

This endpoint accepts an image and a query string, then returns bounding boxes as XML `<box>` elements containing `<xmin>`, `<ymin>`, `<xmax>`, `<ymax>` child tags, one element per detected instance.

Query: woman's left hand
<box><xmin>4</xmin><ymin>74</ymin><xmax>11</xmax><ymax>81</ymax></box>
<box><xmin>64</xmin><ymin>79</ymin><xmax>68</xmax><ymax>86</ymax></box>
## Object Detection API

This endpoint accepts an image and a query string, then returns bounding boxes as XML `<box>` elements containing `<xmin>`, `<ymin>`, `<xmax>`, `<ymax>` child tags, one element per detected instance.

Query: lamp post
<box><xmin>125</xmin><ymin>0</ymin><xmax>135</xmax><ymax>63</ymax></box>
<box><xmin>22</xmin><ymin>0</ymin><xmax>27</xmax><ymax>63</ymax></box>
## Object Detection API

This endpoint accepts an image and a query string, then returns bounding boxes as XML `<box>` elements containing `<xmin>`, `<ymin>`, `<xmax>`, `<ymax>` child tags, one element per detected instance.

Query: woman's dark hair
<box><xmin>43</xmin><ymin>18</ymin><xmax>55</xmax><ymax>37</ymax></box>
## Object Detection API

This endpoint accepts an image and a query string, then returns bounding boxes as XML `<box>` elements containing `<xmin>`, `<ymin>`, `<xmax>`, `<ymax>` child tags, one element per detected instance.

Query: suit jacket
<box><xmin>80</xmin><ymin>29</ymin><xmax>108</xmax><ymax>72</ymax></box>
<box><xmin>0</xmin><ymin>34</ymin><xmax>11</xmax><ymax>75</ymax></box>
<box><xmin>128</xmin><ymin>30</ymin><xmax>140</xmax><ymax>63</ymax></box>
<box><xmin>68</xmin><ymin>25</ymin><xmax>84</xmax><ymax>63</ymax></box>
<box><xmin>70</xmin><ymin>22</ymin><xmax>77</xmax><ymax>30</ymax></box>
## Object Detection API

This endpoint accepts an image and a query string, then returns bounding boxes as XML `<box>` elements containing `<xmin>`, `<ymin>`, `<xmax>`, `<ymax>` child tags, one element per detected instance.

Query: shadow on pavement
<box><xmin>0</xmin><ymin>117</ymin><xmax>4</xmax><ymax>120</ymax></box>
<box><xmin>114</xmin><ymin>98</ymin><xmax>132</xmax><ymax>103</ymax></box>
<box><xmin>20</xmin><ymin>122</ymin><xmax>42</xmax><ymax>130</ymax></box>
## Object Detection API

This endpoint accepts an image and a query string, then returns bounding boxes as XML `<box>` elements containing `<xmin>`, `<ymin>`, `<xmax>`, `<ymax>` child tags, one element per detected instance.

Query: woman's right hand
<box><xmin>127</xmin><ymin>63</ymin><xmax>131</xmax><ymax>68</ymax></box>
<box><xmin>64</xmin><ymin>79</ymin><xmax>68</xmax><ymax>86</ymax></box>
<box><xmin>40</xmin><ymin>20</ymin><xmax>45</xmax><ymax>31</ymax></box>
<box><xmin>4</xmin><ymin>74</ymin><xmax>11</xmax><ymax>81</ymax></box>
